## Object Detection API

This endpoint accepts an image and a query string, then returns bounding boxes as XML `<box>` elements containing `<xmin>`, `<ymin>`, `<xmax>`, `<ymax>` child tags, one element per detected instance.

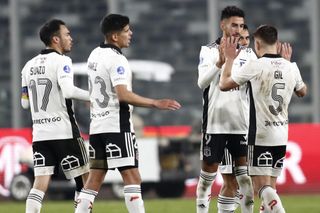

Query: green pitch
<box><xmin>1</xmin><ymin>194</ymin><xmax>319</xmax><ymax>212</ymax></box>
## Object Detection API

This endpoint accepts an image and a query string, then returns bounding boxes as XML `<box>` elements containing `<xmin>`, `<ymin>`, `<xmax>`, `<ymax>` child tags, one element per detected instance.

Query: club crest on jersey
<box><xmin>63</xmin><ymin>65</ymin><xmax>71</xmax><ymax>73</ymax></box>
<box><xmin>117</xmin><ymin>66</ymin><xmax>125</xmax><ymax>75</ymax></box>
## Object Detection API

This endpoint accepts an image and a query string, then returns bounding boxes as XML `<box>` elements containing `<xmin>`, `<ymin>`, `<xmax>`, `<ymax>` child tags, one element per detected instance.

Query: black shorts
<box><xmin>89</xmin><ymin>132</ymin><xmax>138</xmax><ymax>170</ymax></box>
<box><xmin>248</xmin><ymin>145</ymin><xmax>286</xmax><ymax>177</ymax></box>
<box><xmin>200</xmin><ymin>134</ymin><xmax>247</xmax><ymax>164</ymax></box>
<box><xmin>32</xmin><ymin>137</ymin><xmax>89</xmax><ymax>179</ymax></box>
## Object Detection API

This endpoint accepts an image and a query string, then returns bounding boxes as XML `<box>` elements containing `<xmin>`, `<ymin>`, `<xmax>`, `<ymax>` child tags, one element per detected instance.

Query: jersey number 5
<box><xmin>269</xmin><ymin>83</ymin><xmax>285</xmax><ymax>116</ymax></box>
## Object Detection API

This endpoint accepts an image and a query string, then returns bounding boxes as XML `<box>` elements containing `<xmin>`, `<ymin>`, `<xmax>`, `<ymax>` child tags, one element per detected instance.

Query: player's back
<box><xmin>249</xmin><ymin>55</ymin><xmax>298</xmax><ymax>146</ymax></box>
<box><xmin>21</xmin><ymin>50</ymin><xmax>80</xmax><ymax>141</ymax></box>
<box><xmin>87</xmin><ymin>44</ymin><xmax>133</xmax><ymax>134</ymax></box>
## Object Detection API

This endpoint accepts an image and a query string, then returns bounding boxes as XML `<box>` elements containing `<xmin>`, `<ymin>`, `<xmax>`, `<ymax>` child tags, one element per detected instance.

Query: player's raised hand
<box><xmin>223</xmin><ymin>36</ymin><xmax>241</xmax><ymax>60</ymax></box>
<box><xmin>279</xmin><ymin>42</ymin><xmax>292</xmax><ymax>61</ymax></box>
<box><xmin>216</xmin><ymin>38</ymin><xmax>226</xmax><ymax>68</ymax></box>
<box><xmin>153</xmin><ymin>99</ymin><xmax>181</xmax><ymax>110</ymax></box>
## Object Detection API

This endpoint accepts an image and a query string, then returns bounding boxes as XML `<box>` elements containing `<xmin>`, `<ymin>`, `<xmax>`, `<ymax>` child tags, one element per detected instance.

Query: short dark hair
<box><xmin>220</xmin><ymin>6</ymin><xmax>245</xmax><ymax>20</ymax></box>
<box><xmin>39</xmin><ymin>19</ymin><xmax>65</xmax><ymax>46</ymax></box>
<box><xmin>253</xmin><ymin>25</ymin><xmax>278</xmax><ymax>45</ymax></box>
<box><xmin>100</xmin><ymin>14</ymin><xmax>130</xmax><ymax>36</ymax></box>
<box><xmin>243</xmin><ymin>24</ymin><xmax>248</xmax><ymax>31</ymax></box>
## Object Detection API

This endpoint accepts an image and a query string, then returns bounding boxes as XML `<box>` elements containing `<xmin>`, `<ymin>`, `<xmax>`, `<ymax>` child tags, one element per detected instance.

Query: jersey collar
<box><xmin>100</xmin><ymin>43</ymin><xmax>122</xmax><ymax>54</ymax></box>
<box><xmin>262</xmin><ymin>53</ymin><xmax>282</xmax><ymax>58</ymax></box>
<box><xmin>40</xmin><ymin>49</ymin><xmax>61</xmax><ymax>55</ymax></box>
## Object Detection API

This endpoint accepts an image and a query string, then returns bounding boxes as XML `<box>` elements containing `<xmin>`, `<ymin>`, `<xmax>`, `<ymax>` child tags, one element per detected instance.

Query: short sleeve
<box><xmin>109</xmin><ymin>55</ymin><xmax>130</xmax><ymax>86</ymax></box>
<box><xmin>57</xmin><ymin>55</ymin><xmax>74</xmax><ymax>86</ymax></box>
<box><xmin>21</xmin><ymin>64</ymin><xmax>28</xmax><ymax>88</ymax></box>
<box><xmin>291</xmin><ymin>62</ymin><xmax>305</xmax><ymax>91</ymax></box>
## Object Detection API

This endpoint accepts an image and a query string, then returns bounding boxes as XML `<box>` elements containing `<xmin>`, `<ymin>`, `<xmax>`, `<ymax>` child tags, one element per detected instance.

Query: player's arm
<box><xmin>21</xmin><ymin>67</ymin><xmax>30</xmax><ymax>109</ymax></box>
<box><xmin>295</xmin><ymin>85</ymin><xmax>307</xmax><ymax>97</ymax></box>
<box><xmin>219</xmin><ymin>37</ymin><xmax>241</xmax><ymax>91</ymax></box>
<box><xmin>59</xmin><ymin>79</ymin><xmax>90</xmax><ymax>101</ymax></box>
<box><xmin>21</xmin><ymin>86</ymin><xmax>30</xmax><ymax>109</ymax></box>
<box><xmin>58</xmin><ymin>57</ymin><xmax>89</xmax><ymax>101</ymax></box>
<box><xmin>291</xmin><ymin>62</ymin><xmax>307</xmax><ymax>97</ymax></box>
<box><xmin>197</xmin><ymin>46</ymin><xmax>224</xmax><ymax>89</ymax></box>
<box><xmin>115</xmin><ymin>85</ymin><xmax>181</xmax><ymax>110</ymax></box>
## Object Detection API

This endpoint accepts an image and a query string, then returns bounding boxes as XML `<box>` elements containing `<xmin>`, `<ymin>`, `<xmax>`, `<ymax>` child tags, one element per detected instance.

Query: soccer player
<box><xmin>75</xmin><ymin>14</ymin><xmax>181</xmax><ymax>213</ymax></box>
<box><xmin>219</xmin><ymin>25</ymin><xmax>307</xmax><ymax>213</ymax></box>
<box><xmin>197</xmin><ymin>6</ymin><xmax>255</xmax><ymax>213</ymax></box>
<box><xmin>218</xmin><ymin>23</ymin><xmax>253</xmax><ymax>212</ymax></box>
<box><xmin>21</xmin><ymin>19</ymin><xmax>90</xmax><ymax>213</ymax></box>
<box><xmin>238</xmin><ymin>24</ymin><xmax>250</xmax><ymax>48</ymax></box>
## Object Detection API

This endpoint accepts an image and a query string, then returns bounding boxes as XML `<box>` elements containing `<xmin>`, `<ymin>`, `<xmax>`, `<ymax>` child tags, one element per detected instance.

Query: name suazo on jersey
<box><xmin>21</xmin><ymin>49</ymin><xmax>88</xmax><ymax>142</ymax></box>
<box><xmin>198</xmin><ymin>38</ymin><xmax>257</xmax><ymax>134</ymax></box>
<box><xmin>87</xmin><ymin>43</ymin><xmax>134</xmax><ymax>134</ymax></box>
<box><xmin>232</xmin><ymin>55</ymin><xmax>305</xmax><ymax>146</ymax></box>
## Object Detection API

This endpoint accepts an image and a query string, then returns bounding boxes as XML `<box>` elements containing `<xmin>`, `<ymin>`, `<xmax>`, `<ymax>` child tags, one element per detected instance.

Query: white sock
<box><xmin>124</xmin><ymin>185</ymin><xmax>145</xmax><ymax>213</ymax></box>
<box><xmin>74</xmin><ymin>191</ymin><xmax>80</xmax><ymax>210</ymax></box>
<box><xmin>235</xmin><ymin>166</ymin><xmax>254</xmax><ymax>213</ymax></box>
<box><xmin>196</xmin><ymin>170</ymin><xmax>216</xmax><ymax>213</ymax></box>
<box><xmin>25</xmin><ymin>188</ymin><xmax>45</xmax><ymax>213</ymax></box>
<box><xmin>259</xmin><ymin>201</ymin><xmax>271</xmax><ymax>213</ymax></box>
<box><xmin>234</xmin><ymin>189</ymin><xmax>241</xmax><ymax>210</ymax></box>
<box><xmin>75</xmin><ymin>189</ymin><xmax>98</xmax><ymax>213</ymax></box>
<box><xmin>217</xmin><ymin>194</ymin><xmax>236</xmax><ymax>213</ymax></box>
<box><xmin>259</xmin><ymin>186</ymin><xmax>285</xmax><ymax>213</ymax></box>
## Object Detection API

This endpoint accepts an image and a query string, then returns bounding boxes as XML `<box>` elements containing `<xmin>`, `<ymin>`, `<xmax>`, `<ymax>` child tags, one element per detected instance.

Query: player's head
<box><xmin>253</xmin><ymin>25</ymin><xmax>278</xmax><ymax>57</ymax></box>
<box><xmin>238</xmin><ymin>24</ymin><xmax>250</xmax><ymax>47</ymax></box>
<box><xmin>220</xmin><ymin>6</ymin><xmax>245</xmax><ymax>38</ymax></box>
<box><xmin>39</xmin><ymin>19</ymin><xmax>73</xmax><ymax>54</ymax></box>
<box><xmin>100</xmin><ymin>14</ymin><xmax>132</xmax><ymax>48</ymax></box>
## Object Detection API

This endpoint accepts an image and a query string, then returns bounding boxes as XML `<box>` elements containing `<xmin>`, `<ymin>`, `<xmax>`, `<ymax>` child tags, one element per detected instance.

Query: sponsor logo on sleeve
<box><xmin>117</xmin><ymin>66</ymin><xmax>125</xmax><ymax>75</ymax></box>
<box><xmin>63</xmin><ymin>65</ymin><xmax>71</xmax><ymax>73</ymax></box>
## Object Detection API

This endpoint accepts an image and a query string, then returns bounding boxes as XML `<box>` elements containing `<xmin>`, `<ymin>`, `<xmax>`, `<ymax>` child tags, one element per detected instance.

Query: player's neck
<box><xmin>259</xmin><ymin>46</ymin><xmax>277</xmax><ymax>56</ymax></box>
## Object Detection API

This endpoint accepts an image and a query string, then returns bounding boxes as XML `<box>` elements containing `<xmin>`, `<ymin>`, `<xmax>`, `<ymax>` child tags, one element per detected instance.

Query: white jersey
<box><xmin>87</xmin><ymin>43</ymin><xmax>134</xmax><ymax>134</ymax></box>
<box><xmin>198</xmin><ymin>38</ymin><xmax>257</xmax><ymax>134</ymax></box>
<box><xmin>21</xmin><ymin>49</ymin><xmax>81</xmax><ymax>142</ymax></box>
<box><xmin>231</xmin><ymin>54</ymin><xmax>305</xmax><ymax>146</ymax></box>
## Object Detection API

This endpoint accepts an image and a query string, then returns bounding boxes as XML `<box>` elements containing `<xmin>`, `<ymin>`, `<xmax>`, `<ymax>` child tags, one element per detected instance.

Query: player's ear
<box><xmin>220</xmin><ymin>20</ymin><xmax>225</xmax><ymax>31</ymax></box>
<box><xmin>52</xmin><ymin>35</ymin><xmax>60</xmax><ymax>44</ymax></box>
<box><xmin>111</xmin><ymin>33</ymin><xmax>118</xmax><ymax>42</ymax></box>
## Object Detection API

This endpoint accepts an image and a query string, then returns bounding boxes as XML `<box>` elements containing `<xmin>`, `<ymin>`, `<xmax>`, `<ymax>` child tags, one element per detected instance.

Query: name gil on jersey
<box><xmin>33</xmin><ymin>116</ymin><xmax>61</xmax><ymax>124</ymax></box>
<box><xmin>30</xmin><ymin>66</ymin><xmax>45</xmax><ymax>75</ymax></box>
<box><xmin>265</xmin><ymin>120</ymin><xmax>288</xmax><ymax>127</ymax></box>
<box><xmin>91</xmin><ymin>111</ymin><xmax>110</xmax><ymax>118</ymax></box>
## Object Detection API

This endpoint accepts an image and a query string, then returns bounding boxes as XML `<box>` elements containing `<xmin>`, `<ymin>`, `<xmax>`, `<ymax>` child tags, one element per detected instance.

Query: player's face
<box><xmin>58</xmin><ymin>25</ymin><xmax>73</xmax><ymax>53</ymax></box>
<box><xmin>117</xmin><ymin>25</ymin><xmax>132</xmax><ymax>48</ymax></box>
<box><xmin>222</xmin><ymin>16</ymin><xmax>244</xmax><ymax>38</ymax></box>
<box><xmin>238</xmin><ymin>29</ymin><xmax>250</xmax><ymax>47</ymax></box>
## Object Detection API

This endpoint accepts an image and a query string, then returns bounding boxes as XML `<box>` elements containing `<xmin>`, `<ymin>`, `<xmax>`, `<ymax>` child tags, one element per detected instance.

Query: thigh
<box><xmin>248</xmin><ymin>145</ymin><xmax>286</xmax><ymax>177</ymax></box>
<box><xmin>200</xmin><ymin>134</ymin><xmax>227</xmax><ymax>164</ymax></box>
